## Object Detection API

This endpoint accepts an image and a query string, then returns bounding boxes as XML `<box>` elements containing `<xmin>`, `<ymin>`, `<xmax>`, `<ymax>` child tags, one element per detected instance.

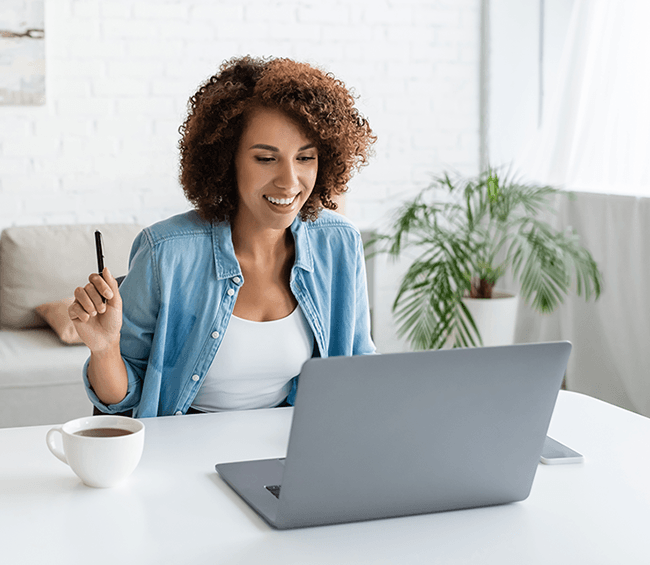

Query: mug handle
<box><xmin>46</xmin><ymin>427</ymin><xmax>68</xmax><ymax>465</ymax></box>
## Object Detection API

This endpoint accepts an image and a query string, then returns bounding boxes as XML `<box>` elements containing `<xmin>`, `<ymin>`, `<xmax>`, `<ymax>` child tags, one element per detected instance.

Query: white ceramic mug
<box><xmin>46</xmin><ymin>415</ymin><xmax>145</xmax><ymax>488</ymax></box>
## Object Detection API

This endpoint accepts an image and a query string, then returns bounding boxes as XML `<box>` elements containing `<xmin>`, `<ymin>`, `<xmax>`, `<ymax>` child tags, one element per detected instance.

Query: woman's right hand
<box><xmin>69</xmin><ymin>268</ymin><xmax>123</xmax><ymax>353</ymax></box>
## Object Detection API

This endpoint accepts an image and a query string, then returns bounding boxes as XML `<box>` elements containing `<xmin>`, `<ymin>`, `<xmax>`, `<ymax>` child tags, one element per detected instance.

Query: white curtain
<box><xmin>516</xmin><ymin>0</ymin><xmax>650</xmax><ymax>196</ymax></box>
<box><xmin>506</xmin><ymin>0</ymin><xmax>650</xmax><ymax>417</ymax></box>
<box><xmin>512</xmin><ymin>192</ymin><xmax>650</xmax><ymax>418</ymax></box>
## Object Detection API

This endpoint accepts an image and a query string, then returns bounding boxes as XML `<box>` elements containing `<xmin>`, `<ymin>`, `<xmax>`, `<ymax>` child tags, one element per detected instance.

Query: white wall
<box><xmin>0</xmin><ymin>0</ymin><xmax>482</xmax><ymax>352</ymax></box>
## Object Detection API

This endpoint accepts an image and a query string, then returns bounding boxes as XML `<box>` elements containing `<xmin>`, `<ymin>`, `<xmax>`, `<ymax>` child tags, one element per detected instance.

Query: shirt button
<box><xmin>227</xmin><ymin>288</ymin><xmax>235</xmax><ymax>296</ymax></box>
<box><xmin>232</xmin><ymin>276</ymin><xmax>241</xmax><ymax>284</ymax></box>
<box><xmin>175</xmin><ymin>411</ymin><xmax>182</xmax><ymax>416</ymax></box>
<box><xmin>192</xmin><ymin>374</ymin><xmax>200</xmax><ymax>382</ymax></box>
<box><xmin>211</xmin><ymin>331</ymin><xmax>220</xmax><ymax>339</ymax></box>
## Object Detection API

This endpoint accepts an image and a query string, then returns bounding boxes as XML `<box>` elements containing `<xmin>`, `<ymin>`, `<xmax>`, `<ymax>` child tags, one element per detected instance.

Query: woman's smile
<box><xmin>264</xmin><ymin>194</ymin><xmax>299</xmax><ymax>207</ymax></box>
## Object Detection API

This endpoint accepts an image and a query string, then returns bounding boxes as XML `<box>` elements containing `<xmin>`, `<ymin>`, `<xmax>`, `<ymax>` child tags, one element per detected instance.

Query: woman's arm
<box><xmin>87</xmin><ymin>343</ymin><xmax>129</xmax><ymax>405</ymax></box>
<box><xmin>69</xmin><ymin>268</ymin><xmax>129</xmax><ymax>405</ymax></box>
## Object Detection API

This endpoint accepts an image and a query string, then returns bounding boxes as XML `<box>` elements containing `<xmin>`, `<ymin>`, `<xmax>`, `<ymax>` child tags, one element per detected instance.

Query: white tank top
<box><xmin>191</xmin><ymin>306</ymin><xmax>314</xmax><ymax>412</ymax></box>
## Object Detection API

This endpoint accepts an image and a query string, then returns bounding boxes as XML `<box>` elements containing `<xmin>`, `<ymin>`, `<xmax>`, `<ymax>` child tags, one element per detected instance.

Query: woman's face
<box><xmin>233</xmin><ymin>107</ymin><xmax>319</xmax><ymax>232</ymax></box>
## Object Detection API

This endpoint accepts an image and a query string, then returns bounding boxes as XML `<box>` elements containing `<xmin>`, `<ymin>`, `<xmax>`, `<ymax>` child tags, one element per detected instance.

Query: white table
<box><xmin>2</xmin><ymin>391</ymin><xmax>650</xmax><ymax>564</ymax></box>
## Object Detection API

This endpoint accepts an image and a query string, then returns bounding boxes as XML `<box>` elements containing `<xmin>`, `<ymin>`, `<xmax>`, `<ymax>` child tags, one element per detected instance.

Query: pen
<box><xmin>94</xmin><ymin>230</ymin><xmax>106</xmax><ymax>303</ymax></box>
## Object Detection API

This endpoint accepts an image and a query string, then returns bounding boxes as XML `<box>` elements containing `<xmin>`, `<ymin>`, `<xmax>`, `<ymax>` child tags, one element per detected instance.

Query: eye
<box><xmin>298</xmin><ymin>156</ymin><xmax>317</xmax><ymax>162</ymax></box>
<box><xmin>255</xmin><ymin>156</ymin><xmax>275</xmax><ymax>163</ymax></box>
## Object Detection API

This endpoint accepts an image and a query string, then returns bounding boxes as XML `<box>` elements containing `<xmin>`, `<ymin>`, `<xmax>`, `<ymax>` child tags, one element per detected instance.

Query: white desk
<box><xmin>2</xmin><ymin>391</ymin><xmax>650</xmax><ymax>564</ymax></box>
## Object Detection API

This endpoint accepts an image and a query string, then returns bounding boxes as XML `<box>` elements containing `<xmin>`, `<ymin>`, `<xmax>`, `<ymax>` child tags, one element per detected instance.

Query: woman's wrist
<box><xmin>89</xmin><ymin>339</ymin><xmax>121</xmax><ymax>358</ymax></box>
<box><xmin>88</xmin><ymin>343</ymin><xmax>128</xmax><ymax>406</ymax></box>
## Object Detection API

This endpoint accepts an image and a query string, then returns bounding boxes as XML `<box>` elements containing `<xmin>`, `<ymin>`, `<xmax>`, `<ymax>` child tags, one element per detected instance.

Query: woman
<box><xmin>69</xmin><ymin>56</ymin><xmax>377</xmax><ymax>418</ymax></box>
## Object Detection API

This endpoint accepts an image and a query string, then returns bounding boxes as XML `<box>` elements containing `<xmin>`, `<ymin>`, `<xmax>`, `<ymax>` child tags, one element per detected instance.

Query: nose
<box><xmin>274</xmin><ymin>160</ymin><xmax>299</xmax><ymax>190</ymax></box>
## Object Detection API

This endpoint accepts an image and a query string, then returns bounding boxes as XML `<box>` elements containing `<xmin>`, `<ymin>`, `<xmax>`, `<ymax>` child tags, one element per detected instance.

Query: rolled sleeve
<box><xmin>82</xmin><ymin>356</ymin><xmax>143</xmax><ymax>414</ymax></box>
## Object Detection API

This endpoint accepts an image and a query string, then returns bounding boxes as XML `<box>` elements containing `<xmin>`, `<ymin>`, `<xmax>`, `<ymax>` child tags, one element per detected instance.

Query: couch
<box><xmin>0</xmin><ymin>223</ymin><xmax>142</xmax><ymax>428</ymax></box>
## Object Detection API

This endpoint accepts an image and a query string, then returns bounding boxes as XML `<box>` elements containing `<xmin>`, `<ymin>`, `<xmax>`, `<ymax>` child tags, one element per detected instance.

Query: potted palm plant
<box><xmin>368</xmin><ymin>168</ymin><xmax>602</xmax><ymax>349</ymax></box>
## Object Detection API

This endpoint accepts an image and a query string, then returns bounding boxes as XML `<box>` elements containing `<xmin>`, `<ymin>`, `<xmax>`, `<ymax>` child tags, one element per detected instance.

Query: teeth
<box><xmin>266</xmin><ymin>195</ymin><xmax>296</xmax><ymax>205</ymax></box>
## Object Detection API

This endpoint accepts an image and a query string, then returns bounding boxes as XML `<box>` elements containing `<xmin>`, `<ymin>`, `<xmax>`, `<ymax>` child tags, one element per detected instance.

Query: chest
<box><xmin>232</xmin><ymin>262</ymin><xmax>297</xmax><ymax>322</ymax></box>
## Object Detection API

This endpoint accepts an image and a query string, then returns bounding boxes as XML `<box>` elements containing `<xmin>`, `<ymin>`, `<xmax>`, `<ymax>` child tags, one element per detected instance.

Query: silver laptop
<box><xmin>215</xmin><ymin>341</ymin><xmax>572</xmax><ymax>529</ymax></box>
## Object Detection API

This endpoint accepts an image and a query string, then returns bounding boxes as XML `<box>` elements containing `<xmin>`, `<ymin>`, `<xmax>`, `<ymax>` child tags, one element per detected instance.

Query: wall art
<box><xmin>0</xmin><ymin>0</ymin><xmax>45</xmax><ymax>105</ymax></box>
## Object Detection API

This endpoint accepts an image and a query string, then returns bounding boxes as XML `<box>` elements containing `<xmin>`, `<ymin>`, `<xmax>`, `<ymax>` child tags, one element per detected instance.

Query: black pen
<box><xmin>95</xmin><ymin>230</ymin><xmax>106</xmax><ymax>303</ymax></box>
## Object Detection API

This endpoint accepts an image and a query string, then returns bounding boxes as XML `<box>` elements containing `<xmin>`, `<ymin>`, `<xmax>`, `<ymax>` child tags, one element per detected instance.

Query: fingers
<box><xmin>89</xmin><ymin>272</ymin><xmax>113</xmax><ymax>305</ymax></box>
<box><xmin>69</xmin><ymin>291</ymin><xmax>91</xmax><ymax>322</ymax></box>
<box><xmin>71</xmin><ymin>284</ymin><xmax>101</xmax><ymax>321</ymax></box>
<box><xmin>101</xmin><ymin>268</ymin><xmax>121</xmax><ymax>305</ymax></box>
<box><xmin>69</xmin><ymin>269</ymin><xmax>120</xmax><ymax>322</ymax></box>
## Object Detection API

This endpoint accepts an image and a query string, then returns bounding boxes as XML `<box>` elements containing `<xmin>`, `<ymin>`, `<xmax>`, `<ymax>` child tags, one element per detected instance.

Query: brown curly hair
<box><xmin>178</xmin><ymin>55</ymin><xmax>376</xmax><ymax>223</ymax></box>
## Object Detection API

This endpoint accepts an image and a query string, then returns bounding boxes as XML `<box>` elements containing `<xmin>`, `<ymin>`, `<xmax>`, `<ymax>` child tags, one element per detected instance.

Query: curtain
<box><xmin>515</xmin><ymin>0</ymin><xmax>650</xmax><ymax>196</ymax></box>
<box><xmin>511</xmin><ymin>192</ymin><xmax>650</xmax><ymax>418</ymax></box>
<box><xmin>504</xmin><ymin>0</ymin><xmax>650</xmax><ymax>416</ymax></box>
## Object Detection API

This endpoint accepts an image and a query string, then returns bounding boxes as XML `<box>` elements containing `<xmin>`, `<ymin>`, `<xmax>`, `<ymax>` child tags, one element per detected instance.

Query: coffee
<box><xmin>47</xmin><ymin>415</ymin><xmax>145</xmax><ymax>487</ymax></box>
<box><xmin>74</xmin><ymin>427</ymin><xmax>133</xmax><ymax>438</ymax></box>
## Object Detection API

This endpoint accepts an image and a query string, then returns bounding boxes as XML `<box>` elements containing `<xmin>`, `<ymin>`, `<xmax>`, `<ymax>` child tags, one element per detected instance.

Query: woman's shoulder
<box><xmin>303</xmin><ymin>209</ymin><xmax>362</xmax><ymax>238</ymax></box>
<box><xmin>141</xmin><ymin>210</ymin><xmax>214</xmax><ymax>247</ymax></box>
<box><xmin>296</xmin><ymin>210</ymin><xmax>364</xmax><ymax>264</ymax></box>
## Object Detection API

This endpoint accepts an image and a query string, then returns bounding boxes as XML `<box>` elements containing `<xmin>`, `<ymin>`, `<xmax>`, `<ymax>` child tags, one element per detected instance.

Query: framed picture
<box><xmin>0</xmin><ymin>0</ymin><xmax>45</xmax><ymax>105</ymax></box>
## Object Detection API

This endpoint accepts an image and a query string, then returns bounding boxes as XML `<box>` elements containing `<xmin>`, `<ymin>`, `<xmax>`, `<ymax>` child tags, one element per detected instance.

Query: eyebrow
<box><xmin>249</xmin><ymin>143</ymin><xmax>316</xmax><ymax>152</ymax></box>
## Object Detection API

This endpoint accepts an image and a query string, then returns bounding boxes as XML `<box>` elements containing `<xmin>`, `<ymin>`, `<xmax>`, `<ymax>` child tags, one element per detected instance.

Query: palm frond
<box><xmin>371</xmin><ymin>166</ymin><xmax>603</xmax><ymax>350</ymax></box>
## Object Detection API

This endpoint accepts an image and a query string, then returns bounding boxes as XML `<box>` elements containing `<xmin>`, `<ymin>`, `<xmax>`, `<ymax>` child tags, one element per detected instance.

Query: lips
<box><xmin>264</xmin><ymin>194</ymin><xmax>298</xmax><ymax>206</ymax></box>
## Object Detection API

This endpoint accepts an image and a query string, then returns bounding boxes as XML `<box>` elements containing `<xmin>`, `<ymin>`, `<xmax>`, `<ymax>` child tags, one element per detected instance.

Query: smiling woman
<box><xmin>179</xmin><ymin>56</ymin><xmax>375</xmax><ymax>222</ymax></box>
<box><xmin>69</xmin><ymin>55</ymin><xmax>377</xmax><ymax>418</ymax></box>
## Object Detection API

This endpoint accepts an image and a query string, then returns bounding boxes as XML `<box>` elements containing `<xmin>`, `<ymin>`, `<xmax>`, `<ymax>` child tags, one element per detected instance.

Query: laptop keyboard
<box><xmin>265</xmin><ymin>485</ymin><xmax>281</xmax><ymax>498</ymax></box>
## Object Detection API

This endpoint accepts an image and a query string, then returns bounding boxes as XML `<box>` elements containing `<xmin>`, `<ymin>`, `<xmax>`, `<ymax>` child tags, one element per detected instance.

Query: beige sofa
<box><xmin>0</xmin><ymin>223</ymin><xmax>142</xmax><ymax>428</ymax></box>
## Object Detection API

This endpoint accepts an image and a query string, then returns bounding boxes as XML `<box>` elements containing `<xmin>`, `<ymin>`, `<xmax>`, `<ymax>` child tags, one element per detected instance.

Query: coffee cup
<box><xmin>46</xmin><ymin>415</ymin><xmax>145</xmax><ymax>488</ymax></box>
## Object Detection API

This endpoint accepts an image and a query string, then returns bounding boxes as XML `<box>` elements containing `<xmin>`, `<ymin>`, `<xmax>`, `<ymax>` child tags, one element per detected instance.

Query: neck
<box><xmin>231</xmin><ymin>217</ymin><xmax>294</xmax><ymax>263</ymax></box>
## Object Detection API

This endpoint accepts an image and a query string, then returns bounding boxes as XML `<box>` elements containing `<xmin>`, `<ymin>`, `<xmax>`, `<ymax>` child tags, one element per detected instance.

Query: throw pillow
<box><xmin>34</xmin><ymin>297</ymin><xmax>83</xmax><ymax>345</ymax></box>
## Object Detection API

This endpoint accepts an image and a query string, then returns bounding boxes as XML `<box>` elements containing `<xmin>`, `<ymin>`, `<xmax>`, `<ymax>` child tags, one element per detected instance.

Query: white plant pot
<box><xmin>460</xmin><ymin>291</ymin><xmax>519</xmax><ymax>347</ymax></box>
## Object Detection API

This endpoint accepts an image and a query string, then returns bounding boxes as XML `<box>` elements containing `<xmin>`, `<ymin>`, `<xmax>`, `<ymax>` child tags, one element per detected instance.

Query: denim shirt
<box><xmin>83</xmin><ymin>209</ymin><xmax>376</xmax><ymax>418</ymax></box>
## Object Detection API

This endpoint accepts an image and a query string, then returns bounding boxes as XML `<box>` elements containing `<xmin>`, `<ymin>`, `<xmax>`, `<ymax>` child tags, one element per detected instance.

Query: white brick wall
<box><xmin>0</xmin><ymin>0</ymin><xmax>481</xmax><ymax>352</ymax></box>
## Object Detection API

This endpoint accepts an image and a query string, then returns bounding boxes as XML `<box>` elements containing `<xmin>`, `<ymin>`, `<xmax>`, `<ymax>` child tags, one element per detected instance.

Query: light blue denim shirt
<box><xmin>83</xmin><ymin>209</ymin><xmax>376</xmax><ymax>418</ymax></box>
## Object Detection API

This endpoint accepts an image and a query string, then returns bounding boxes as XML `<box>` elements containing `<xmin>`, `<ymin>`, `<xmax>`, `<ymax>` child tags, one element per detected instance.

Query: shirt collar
<box><xmin>211</xmin><ymin>221</ymin><xmax>241</xmax><ymax>280</ymax></box>
<box><xmin>290</xmin><ymin>215</ymin><xmax>314</xmax><ymax>273</ymax></box>
<box><xmin>211</xmin><ymin>216</ymin><xmax>314</xmax><ymax>280</ymax></box>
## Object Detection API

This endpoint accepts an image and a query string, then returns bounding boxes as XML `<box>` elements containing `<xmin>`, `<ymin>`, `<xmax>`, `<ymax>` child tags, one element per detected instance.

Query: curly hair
<box><xmin>178</xmin><ymin>55</ymin><xmax>376</xmax><ymax>223</ymax></box>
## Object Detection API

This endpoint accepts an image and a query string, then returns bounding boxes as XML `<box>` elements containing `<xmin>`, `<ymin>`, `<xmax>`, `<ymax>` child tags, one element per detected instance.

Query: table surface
<box><xmin>2</xmin><ymin>390</ymin><xmax>650</xmax><ymax>565</ymax></box>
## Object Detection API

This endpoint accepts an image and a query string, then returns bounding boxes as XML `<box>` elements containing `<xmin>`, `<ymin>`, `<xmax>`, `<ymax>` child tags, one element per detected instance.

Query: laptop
<box><xmin>215</xmin><ymin>341</ymin><xmax>572</xmax><ymax>529</ymax></box>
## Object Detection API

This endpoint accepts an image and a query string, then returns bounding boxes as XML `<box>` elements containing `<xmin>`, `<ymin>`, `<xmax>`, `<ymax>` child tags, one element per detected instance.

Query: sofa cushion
<box><xmin>0</xmin><ymin>328</ymin><xmax>93</xmax><ymax>427</ymax></box>
<box><xmin>0</xmin><ymin>223</ymin><xmax>141</xmax><ymax>329</ymax></box>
